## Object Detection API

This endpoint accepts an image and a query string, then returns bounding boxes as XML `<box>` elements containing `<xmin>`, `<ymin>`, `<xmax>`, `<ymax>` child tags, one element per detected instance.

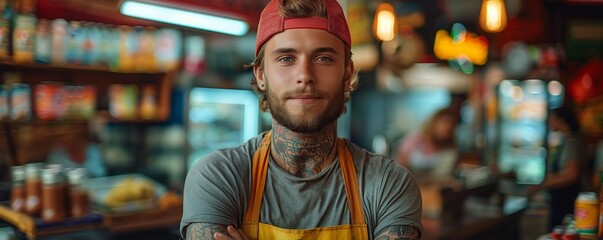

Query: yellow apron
<box><xmin>242</xmin><ymin>131</ymin><xmax>369</xmax><ymax>240</ymax></box>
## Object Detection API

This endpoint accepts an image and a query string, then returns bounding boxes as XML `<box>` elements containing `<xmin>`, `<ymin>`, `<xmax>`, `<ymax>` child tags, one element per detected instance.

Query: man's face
<box><xmin>255</xmin><ymin>28</ymin><xmax>353</xmax><ymax>133</ymax></box>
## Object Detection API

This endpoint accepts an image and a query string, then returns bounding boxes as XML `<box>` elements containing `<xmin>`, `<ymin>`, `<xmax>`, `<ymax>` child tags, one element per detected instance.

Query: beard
<box><xmin>265</xmin><ymin>81</ymin><xmax>344</xmax><ymax>134</ymax></box>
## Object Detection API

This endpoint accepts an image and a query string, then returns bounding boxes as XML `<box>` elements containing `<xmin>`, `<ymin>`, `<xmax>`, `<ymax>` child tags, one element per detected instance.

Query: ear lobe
<box><xmin>344</xmin><ymin>60</ymin><xmax>354</xmax><ymax>91</ymax></box>
<box><xmin>254</xmin><ymin>66</ymin><xmax>266</xmax><ymax>91</ymax></box>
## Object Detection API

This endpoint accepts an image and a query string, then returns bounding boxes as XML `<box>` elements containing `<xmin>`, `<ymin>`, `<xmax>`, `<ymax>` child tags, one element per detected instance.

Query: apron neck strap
<box><xmin>337</xmin><ymin>138</ymin><xmax>366</xmax><ymax>225</ymax></box>
<box><xmin>243</xmin><ymin>131</ymin><xmax>272</xmax><ymax>223</ymax></box>
<box><xmin>244</xmin><ymin>130</ymin><xmax>366</xmax><ymax>225</ymax></box>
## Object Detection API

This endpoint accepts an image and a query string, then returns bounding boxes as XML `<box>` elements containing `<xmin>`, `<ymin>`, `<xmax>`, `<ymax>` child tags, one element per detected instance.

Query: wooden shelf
<box><xmin>1</xmin><ymin>120</ymin><xmax>90</xmax><ymax>125</ymax></box>
<box><xmin>0</xmin><ymin>60</ymin><xmax>177</xmax><ymax>165</ymax></box>
<box><xmin>0</xmin><ymin>119</ymin><xmax>167</xmax><ymax>126</ymax></box>
<box><xmin>0</xmin><ymin>61</ymin><xmax>166</xmax><ymax>75</ymax></box>
<box><xmin>0</xmin><ymin>60</ymin><xmax>175</xmax><ymax>121</ymax></box>
<box><xmin>0</xmin><ymin>61</ymin><xmax>168</xmax><ymax>86</ymax></box>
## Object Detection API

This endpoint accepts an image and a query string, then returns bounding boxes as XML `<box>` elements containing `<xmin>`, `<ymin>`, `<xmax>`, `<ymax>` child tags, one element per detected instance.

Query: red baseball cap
<box><xmin>255</xmin><ymin>0</ymin><xmax>351</xmax><ymax>57</ymax></box>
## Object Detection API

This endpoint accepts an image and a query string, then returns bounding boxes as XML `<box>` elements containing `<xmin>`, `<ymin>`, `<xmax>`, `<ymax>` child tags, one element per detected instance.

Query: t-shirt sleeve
<box><xmin>560</xmin><ymin>136</ymin><xmax>583</xmax><ymax>168</ymax></box>
<box><xmin>180</xmin><ymin>150</ymin><xmax>249</xmax><ymax>237</ymax></box>
<box><xmin>372</xmin><ymin>160</ymin><xmax>423</xmax><ymax>236</ymax></box>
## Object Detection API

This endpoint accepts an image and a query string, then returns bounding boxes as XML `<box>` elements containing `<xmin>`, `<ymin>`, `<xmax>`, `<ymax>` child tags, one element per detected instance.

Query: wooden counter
<box><xmin>0</xmin><ymin>198</ymin><xmax>182</xmax><ymax>239</ymax></box>
<box><xmin>1</xmin><ymin>180</ymin><xmax>526</xmax><ymax>240</ymax></box>
<box><xmin>420</xmin><ymin>180</ymin><xmax>529</xmax><ymax>240</ymax></box>
<box><xmin>102</xmin><ymin>201</ymin><xmax>182</xmax><ymax>234</ymax></box>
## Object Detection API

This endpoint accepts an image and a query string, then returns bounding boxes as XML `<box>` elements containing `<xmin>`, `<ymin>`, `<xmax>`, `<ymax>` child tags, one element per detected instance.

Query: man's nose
<box><xmin>295</xmin><ymin>58</ymin><xmax>316</xmax><ymax>85</ymax></box>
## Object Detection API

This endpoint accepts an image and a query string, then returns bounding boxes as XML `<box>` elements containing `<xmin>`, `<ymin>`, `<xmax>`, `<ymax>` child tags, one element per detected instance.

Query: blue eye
<box><xmin>277</xmin><ymin>56</ymin><xmax>294</xmax><ymax>63</ymax></box>
<box><xmin>316</xmin><ymin>56</ymin><xmax>333</xmax><ymax>62</ymax></box>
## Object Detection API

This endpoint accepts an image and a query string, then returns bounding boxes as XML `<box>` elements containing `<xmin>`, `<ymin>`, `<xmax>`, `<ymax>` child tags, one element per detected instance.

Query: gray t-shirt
<box><xmin>558</xmin><ymin>134</ymin><xmax>583</xmax><ymax>169</ymax></box>
<box><xmin>181</xmin><ymin>133</ymin><xmax>423</xmax><ymax>239</ymax></box>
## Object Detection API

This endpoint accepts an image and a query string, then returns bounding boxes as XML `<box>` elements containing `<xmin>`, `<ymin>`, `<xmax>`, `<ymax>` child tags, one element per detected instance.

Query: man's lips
<box><xmin>287</xmin><ymin>94</ymin><xmax>321</xmax><ymax>103</ymax></box>
<box><xmin>288</xmin><ymin>94</ymin><xmax>321</xmax><ymax>99</ymax></box>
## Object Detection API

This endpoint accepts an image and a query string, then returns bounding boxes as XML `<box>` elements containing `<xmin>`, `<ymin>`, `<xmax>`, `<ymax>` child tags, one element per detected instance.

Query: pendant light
<box><xmin>479</xmin><ymin>0</ymin><xmax>508</xmax><ymax>33</ymax></box>
<box><xmin>373</xmin><ymin>2</ymin><xmax>397</xmax><ymax>41</ymax></box>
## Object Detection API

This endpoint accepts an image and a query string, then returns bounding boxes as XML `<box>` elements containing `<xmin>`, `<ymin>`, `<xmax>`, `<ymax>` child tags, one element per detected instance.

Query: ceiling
<box><xmin>39</xmin><ymin>0</ymin><xmax>270</xmax><ymax>30</ymax></box>
<box><xmin>37</xmin><ymin>0</ymin><xmax>603</xmax><ymax>54</ymax></box>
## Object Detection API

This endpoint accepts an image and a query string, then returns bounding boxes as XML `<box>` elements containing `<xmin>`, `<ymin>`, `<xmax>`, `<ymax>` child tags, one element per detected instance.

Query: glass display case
<box><xmin>496</xmin><ymin>79</ymin><xmax>549</xmax><ymax>184</ymax></box>
<box><xmin>186</xmin><ymin>87</ymin><xmax>260</xmax><ymax>168</ymax></box>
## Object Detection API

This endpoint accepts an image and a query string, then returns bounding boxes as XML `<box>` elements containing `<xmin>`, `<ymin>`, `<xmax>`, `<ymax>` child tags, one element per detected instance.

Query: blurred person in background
<box><xmin>396</xmin><ymin>107</ymin><xmax>459</xmax><ymax>182</ymax></box>
<box><xmin>527</xmin><ymin>104</ymin><xmax>585</xmax><ymax>231</ymax></box>
<box><xmin>593</xmin><ymin>140</ymin><xmax>603</xmax><ymax>191</ymax></box>
<box><xmin>180</xmin><ymin>0</ymin><xmax>423</xmax><ymax>239</ymax></box>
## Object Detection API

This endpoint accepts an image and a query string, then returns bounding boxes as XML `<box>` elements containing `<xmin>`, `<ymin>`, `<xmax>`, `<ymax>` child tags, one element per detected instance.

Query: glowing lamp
<box><xmin>479</xmin><ymin>0</ymin><xmax>508</xmax><ymax>33</ymax></box>
<box><xmin>372</xmin><ymin>2</ymin><xmax>397</xmax><ymax>41</ymax></box>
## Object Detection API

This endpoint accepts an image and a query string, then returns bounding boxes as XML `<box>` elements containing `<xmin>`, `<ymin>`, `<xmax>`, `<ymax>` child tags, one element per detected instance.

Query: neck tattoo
<box><xmin>271</xmin><ymin>123</ymin><xmax>337</xmax><ymax>178</ymax></box>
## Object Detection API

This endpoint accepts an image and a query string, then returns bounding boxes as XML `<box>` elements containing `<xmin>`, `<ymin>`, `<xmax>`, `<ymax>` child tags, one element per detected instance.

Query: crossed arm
<box><xmin>374</xmin><ymin>225</ymin><xmax>421</xmax><ymax>240</ymax></box>
<box><xmin>186</xmin><ymin>223</ymin><xmax>227</xmax><ymax>239</ymax></box>
<box><xmin>185</xmin><ymin>223</ymin><xmax>420</xmax><ymax>240</ymax></box>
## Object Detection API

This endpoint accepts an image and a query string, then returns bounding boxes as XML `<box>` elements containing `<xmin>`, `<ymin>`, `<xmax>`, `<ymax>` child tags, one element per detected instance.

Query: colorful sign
<box><xmin>434</xmin><ymin>23</ymin><xmax>489</xmax><ymax>69</ymax></box>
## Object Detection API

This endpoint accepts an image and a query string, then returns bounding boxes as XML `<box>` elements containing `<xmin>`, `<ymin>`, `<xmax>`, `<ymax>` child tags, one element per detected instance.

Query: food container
<box><xmin>82</xmin><ymin>173</ymin><xmax>166</xmax><ymax>213</ymax></box>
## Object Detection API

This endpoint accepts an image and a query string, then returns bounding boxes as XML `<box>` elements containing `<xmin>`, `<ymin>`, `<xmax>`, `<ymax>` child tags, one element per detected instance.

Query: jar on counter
<box><xmin>561</xmin><ymin>228</ymin><xmax>580</xmax><ymax>240</ymax></box>
<box><xmin>575</xmin><ymin>192</ymin><xmax>598</xmax><ymax>237</ymax></box>
<box><xmin>67</xmin><ymin>168</ymin><xmax>89</xmax><ymax>218</ymax></box>
<box><xmin>41</xmin><ymin>168</ymin><xmax>66</xmax><ymax>221</ymax></box>
<box><xmin>548</xmin><ymin>225</ymin><xmax>569</xmax><ymax>240</ymax></box>
<box><xmin>10</xmin><ymin>166</ymin><xmax>26</xmax><ymax>212</ymax></box>
<box><xmin>24</xmin><ymin>162</ymin><xmax>44</xmax><ymax>216</ymax></box>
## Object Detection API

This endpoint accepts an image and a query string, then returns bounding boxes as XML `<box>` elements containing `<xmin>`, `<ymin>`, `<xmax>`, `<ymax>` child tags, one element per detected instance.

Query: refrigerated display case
<box><xmin>496</xmin><ymin>79</ymin><xmax>549</xmax><ymax>185</ymax></box>
<box><xmin>186</xmin><ymin>87</ymin><xmax>260</xmax><ymax>168</ymax></box>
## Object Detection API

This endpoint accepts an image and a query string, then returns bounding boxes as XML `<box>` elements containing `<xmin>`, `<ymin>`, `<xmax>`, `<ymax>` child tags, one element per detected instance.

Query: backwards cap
<box><xmin>255</xmin><ymin>0</ymin><xmax>351</xmax><ymax>57</ymax></box>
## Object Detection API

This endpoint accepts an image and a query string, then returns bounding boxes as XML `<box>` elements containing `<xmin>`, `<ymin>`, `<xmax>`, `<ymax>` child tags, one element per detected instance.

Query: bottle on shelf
<box><xmin>50</xmin><ymin>18</ymin><xmax>67</xmax><ymax>64</ymax></box>
<box><xmin>41</xmin><ymin>166</ymin><xmax>66</xmax><ymax>221</ymax></box>
<box><xmin>34</xmin><ymin>18</ymin><xmax>50</xmax><ymax>63</ymax></box>
<box><xmin>0</xmin><ymin>83</ymin><xmax>8</xmax><ymax>120</ymax></box>
<box><xmin>139</xmin><ymin>85</ymin><xmax>157</xmax><ymax>120</ymax></box>
<box><xmin>9</xmin><ymin>165</ymin><xmax>25</xmax><ymax>212</ymax></box>
<box><xmin>0</xmin><ymin>0</ymin><xmax>14</xmax><ymax>60</ymax></box>
<box><xmin>24</xmin><ymin>162</ymin><xmax>43</xmax><ymax>216</ymax></box>
<box><xmin>12</xmin><ymin>0</ymin><xmax>36</xmax><ymax>63</ymax></box>
<box><xmin>9</xmin><ymin>81</ymin><xmax>32</xmax><ymax>121</ymax></box>
<box><xmin>67</xmin><ymin>168</ymin><xmax>89</xmax><ymax>218</ymax></box>
<box><xmin>65</xmin><ymin>21</ymin><xmax>82</xmax><ymax>64</ymax></box>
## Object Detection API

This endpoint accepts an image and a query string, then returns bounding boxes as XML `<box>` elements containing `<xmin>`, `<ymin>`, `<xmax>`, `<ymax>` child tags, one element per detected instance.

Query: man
<box><xmin>180</xmin><ymin>0</ymin><xmax>423</xmax><ymax>239</ymax></box>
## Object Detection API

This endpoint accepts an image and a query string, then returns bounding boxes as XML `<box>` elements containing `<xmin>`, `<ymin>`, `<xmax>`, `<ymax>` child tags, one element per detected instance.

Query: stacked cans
<box><xmin>0</xmin><ymin>79</ymin><xmax>97</xmax><ymax>121</ymax></box>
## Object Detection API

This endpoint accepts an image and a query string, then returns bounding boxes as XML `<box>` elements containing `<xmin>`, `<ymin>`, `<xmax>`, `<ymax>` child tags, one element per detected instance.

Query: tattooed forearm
<box><xmin>186</xmin><ymin>223</ymin><xmax>228</xmax><ymax>240</ymax></box>
<box><xmin>375</xmin><ymin>225</ymin><xmax>421</xmax><ymax>240</ymax></box>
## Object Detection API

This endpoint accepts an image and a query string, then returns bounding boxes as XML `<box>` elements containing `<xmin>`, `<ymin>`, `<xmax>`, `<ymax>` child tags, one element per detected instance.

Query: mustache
<box><xmin>282</xmin><ymin>88</ymin><xmax>327</xmax><ymax>99</ymax></box>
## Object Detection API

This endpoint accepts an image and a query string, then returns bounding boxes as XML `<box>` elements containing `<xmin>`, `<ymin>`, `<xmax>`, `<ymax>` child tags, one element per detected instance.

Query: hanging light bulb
<box><xmin>373</xmin><ymin>2</ymin><xmax>397</xmax><ymax>41</ymax></box>
<box><xmin>479</xmin><ymin>0</ymin><xmax>508</xmax><ymax>33</ymax></box>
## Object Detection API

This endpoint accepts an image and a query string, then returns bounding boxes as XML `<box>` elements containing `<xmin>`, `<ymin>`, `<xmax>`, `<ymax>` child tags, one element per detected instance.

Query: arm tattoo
<box><xmin>375</xmin><ymin>225</ymin><xmax>421</xmax><ymax>240</ymax></box>
<box><xmin>186</xmin><ymin>223</ymin><xmax>228</xmax><ymax>240</ymax></box>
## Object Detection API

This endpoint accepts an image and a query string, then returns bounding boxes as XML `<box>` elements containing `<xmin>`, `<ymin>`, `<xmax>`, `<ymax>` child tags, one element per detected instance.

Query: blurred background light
<box><xmin>373</xmin><ymin>2</ymin><xmax>397</xmax><ymax>41</ymax></box>
<box><xmin>120</xmin><ymin>0</ymin><xmax>249</xmax><ymax>36</ymax></box>
<box><xmin>479</xmin><ymin>0</ymin><xmax>508</xmax><ymax>33</ymax></box>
